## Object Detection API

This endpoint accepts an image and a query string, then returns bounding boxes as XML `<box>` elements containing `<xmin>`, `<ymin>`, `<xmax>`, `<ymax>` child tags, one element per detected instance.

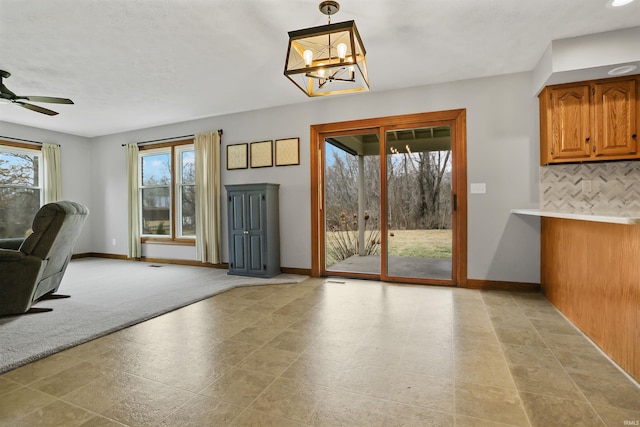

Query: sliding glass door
<box><xmin>313</xmin><ymin>111</ymin><xmax>465</xmax><ymax>285</ymax></box>
<box><xmin>324</xmin><ymin>131</ymin><xmax>381</xmax><ymax>275</ymax></box>
<box><xmin>385</xmin><ymin>126</ymin><xmax>453</xmax><ymax>281</ymax></box>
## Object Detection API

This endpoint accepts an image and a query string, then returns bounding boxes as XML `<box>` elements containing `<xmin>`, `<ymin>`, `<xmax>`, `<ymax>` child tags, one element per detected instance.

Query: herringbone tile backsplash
<box><xmin>540</xmin><ymin>161</ymin><xmax>640</xmax><ymax>211</ymax></box>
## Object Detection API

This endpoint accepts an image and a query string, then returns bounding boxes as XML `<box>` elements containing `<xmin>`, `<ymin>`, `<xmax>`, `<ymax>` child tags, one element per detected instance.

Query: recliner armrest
<box><xmin>0</xmin><ymin>249</ymin><xmax>42</xmax><ymax>280</ymax></box>
<box><xmin>0</xmin><ymin>238</ymin><xmax>25</xmax><ymax>250</ymax></box>
<box><xmin>0</xmin><ymin>250</ymin><xmax>44</xmax><ymax>314</ymax></box>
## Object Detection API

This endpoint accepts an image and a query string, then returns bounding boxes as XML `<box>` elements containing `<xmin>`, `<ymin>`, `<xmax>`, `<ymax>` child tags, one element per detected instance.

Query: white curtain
<box><xmin>42</xmin><ymin>143</ymin><xmax>62</xmax><ymax>204</ymax></box>
<box><xmin>195</xmin><ymin>130</ymin><xmax>221</xmax><ymax>264</ymax></box>
<box><xmin>126</xmin><ymin>143</ymin><xmax>142</xmax><ymax>258</ymax></box>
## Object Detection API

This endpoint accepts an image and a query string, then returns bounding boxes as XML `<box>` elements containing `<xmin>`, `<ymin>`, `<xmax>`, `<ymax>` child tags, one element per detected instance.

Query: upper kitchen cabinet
<box><xmin>541</xmin><ymin>84</ymin><xmax>592</xmax><ymax>163</ymax></box>
<box><xmin>594</xmin><ymin>79</ymin><xmax>637</xmax><ymax>158</ymax></box>
<box><xmin>539</xmin><ymin>75</ymin><xmax>639</xmax><ymax>166</ymax></box>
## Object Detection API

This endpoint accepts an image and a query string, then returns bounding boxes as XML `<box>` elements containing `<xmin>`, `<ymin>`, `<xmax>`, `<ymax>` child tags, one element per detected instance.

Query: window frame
<box><xmin>139</xmin><ymin>139</ymin><xmax>195</xmax><ymax>245</ymax></box>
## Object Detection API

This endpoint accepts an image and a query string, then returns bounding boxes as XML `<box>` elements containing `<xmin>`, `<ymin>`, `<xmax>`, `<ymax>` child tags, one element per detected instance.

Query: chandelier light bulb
<box><xmin>303</xmin><ymin>50</ymin><xmax>314</xmax><ymax>67</ymax></box>
<box><xmin>337</xmin><ymin>43</ymin><xmax>347</xmax><ymax>61</ymax></box>
<box><xmin>318</xmin><ymin>68</ymin><xmax>326</xmax><ymax>77</ymax></box>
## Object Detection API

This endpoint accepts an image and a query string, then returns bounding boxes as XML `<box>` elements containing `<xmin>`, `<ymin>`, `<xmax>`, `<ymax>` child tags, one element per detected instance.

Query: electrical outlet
<box><xmin>112</xmin><ymin>238</ymin><xmax>116</xmax><ymax>246</ymax></box>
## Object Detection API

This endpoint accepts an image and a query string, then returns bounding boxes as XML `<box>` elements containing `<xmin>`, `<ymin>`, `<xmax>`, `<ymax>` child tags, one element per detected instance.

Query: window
<box><xmin>139</xmin><ymin>140</ymin><xmax>195</xmax><ymax>241</ymax></box>
<box><xmin>0</xmin><ymin>142</ymin><xmax>43</xmax><ymax>239</ymax></box>
<box><xmin>177</xmin><ymin>146</ymin><xmax>195</xmax><ymax>237</ymax></box>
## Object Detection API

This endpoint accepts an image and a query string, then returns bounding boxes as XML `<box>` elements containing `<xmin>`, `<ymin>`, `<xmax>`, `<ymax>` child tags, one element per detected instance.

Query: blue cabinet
<box><xmin>225</xmin><ymin>183</ymin><xmax>280</xmax><ymax>278</ymax></box>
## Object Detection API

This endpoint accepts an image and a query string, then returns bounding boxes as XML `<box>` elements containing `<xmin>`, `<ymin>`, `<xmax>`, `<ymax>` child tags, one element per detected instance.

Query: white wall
<box><xmin>0</xmin><ymin>121</ymin><xmax>93</xmax><ymax>253</ymax></box>
<box><xmin>532</xmin><ymin>26</ymin><xmax>640</xmax><ymax>93</ymax></box>
<box><xmin>88</xmin><ymin>71</ymin><xmax>541</xmax><ymax>283</ymax></box>
<box><xmin>2</xmin><ymin>71</ymin><xmax>540</xmax><ymax>282</ymax></box>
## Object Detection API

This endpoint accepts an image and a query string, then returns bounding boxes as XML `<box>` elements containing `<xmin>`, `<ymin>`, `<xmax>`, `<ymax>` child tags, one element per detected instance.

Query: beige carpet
<box><xmin>0</xmin><ymin>257</ymin><xmax>307</xmax><ymax>374</ymax></box>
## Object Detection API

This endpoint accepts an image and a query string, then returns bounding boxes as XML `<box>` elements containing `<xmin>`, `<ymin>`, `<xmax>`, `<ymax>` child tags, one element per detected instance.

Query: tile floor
<box><xmin>1</xmin><ymin>277</ymin><xmax>639</xmax><ymax>426</ymax></box>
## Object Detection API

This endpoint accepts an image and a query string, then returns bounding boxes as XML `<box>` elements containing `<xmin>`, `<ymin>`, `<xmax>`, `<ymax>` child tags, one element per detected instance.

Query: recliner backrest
<box><xmin>20</xmin><ymin>201</ymin><xmax>89</xmax><ymax>278</ymax></box>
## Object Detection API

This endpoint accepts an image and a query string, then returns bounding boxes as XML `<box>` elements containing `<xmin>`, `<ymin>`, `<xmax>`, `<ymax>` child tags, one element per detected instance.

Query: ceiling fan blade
<box><xmin>22</xmin><ymin>96</ymin><xmax>74</xmax><ymax>104</ymax></box>
<box><xmin>15</xmin><ymin>101</ymin><xmax>59</xmax><ymax>116</ymax></box>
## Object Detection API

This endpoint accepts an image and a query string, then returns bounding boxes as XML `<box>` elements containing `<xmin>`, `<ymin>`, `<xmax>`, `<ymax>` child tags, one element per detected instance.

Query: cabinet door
<box><xmin>246</xmin><ymin>190</ymin><xmax>266</xmax><ymax>275</ymax></box>
<box><xmin>594</xmin><ymin>79</ymin><xmax>637</xmax><ymax>157</ymax></box>
<box><xmin>550</xmin><ymin>85</ymin><xmax>591</xmax><ymax>161</ymax></box>
<box><xmin>228</xmin><ymin>192</ymin><xmax>247</xmax><ymax>272</ymax></box>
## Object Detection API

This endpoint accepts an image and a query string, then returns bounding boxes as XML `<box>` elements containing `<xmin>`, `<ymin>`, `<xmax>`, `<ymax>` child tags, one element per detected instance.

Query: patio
<box><xmin>327</xmin><ymin>254</ymin><xmax>452</xmax><ymax>281</ymax></box>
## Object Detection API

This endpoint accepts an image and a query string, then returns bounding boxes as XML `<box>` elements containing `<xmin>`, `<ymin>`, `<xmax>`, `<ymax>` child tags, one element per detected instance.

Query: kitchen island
<box><xmin>514</xmin><ymin>209</ymin><xmax>640</xmax><ymax>382</ymax></box>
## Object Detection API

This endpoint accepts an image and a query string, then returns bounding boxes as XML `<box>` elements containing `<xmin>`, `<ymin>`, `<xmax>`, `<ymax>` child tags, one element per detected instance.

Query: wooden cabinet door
<box><xmin>226</xmin><ymin>183</ymin><xmax>280</xmax><ymax>278</ymax></box>
<box><xmin>593</xmin><ymin>79</ymin><xmax>637</xmax><ymax>157</ymax></box>
<box><xmin>245</xmin><ymin>190</ymin><xmax>266</xmax><ymax>275</ymax></box>
<box><xmin>549</xmin><ymin>85</ymin><xmax>591</xmax><ymax>161</ymax></box>
<box><xmin>228</xmin><ymin>192</ymin><xmax>248</xmax><ymax>273</ymax></box>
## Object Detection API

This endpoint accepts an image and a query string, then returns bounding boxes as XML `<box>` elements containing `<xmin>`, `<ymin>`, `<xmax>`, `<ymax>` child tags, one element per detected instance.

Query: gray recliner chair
<box><xmin>0</xmin><ymin>201</ymin><xmax>89</xmax><ymax>315</ymax></box>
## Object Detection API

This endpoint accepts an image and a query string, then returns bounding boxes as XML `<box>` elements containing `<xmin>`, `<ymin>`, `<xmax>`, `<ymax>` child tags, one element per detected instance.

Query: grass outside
<box><xmin>388</xmin><ymin>229</ymin><xmax>452</xmax><ymax>258</ymax></box>
<box><xmin>326</xmin><ymin>229</ymin><xmax>452</xmax><ymax>266</ymax></box>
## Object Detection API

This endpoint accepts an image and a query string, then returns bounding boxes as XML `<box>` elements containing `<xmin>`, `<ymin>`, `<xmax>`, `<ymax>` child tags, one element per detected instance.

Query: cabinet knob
<box><xmin>243</xmin><ymin>230</ymin><xmax>249</xmax><ymax>235</ymax></box>
<box><xmin>585</xmin><ymin>137</ymin><xmax>590</xmax><ymax>142</ymax></box>
<box><xmin>633</xmin><ymin>134</ymin><xmax>637</xmax><ymax>139</ymax></box>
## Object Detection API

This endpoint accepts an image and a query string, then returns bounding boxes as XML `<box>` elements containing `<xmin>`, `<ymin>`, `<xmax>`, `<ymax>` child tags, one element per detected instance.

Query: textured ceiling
<box><xmin>1</xmin><ymin>0</ymin><xmax>639</xmax><ymax>137</ymax></box>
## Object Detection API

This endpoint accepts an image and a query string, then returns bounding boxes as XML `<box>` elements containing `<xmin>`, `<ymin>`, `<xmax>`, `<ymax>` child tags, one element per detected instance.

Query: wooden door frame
<box><xmin>310</xmin><ymin>109</ymin><xmax>467</xmax><ymax>286</ymax></box>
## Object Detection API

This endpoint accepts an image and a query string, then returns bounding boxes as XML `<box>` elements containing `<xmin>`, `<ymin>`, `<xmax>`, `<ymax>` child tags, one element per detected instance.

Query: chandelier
<box><xmin>284</xmin><ymin>0</ymin><xmax>369</xmax><ymax>97</ymax></box>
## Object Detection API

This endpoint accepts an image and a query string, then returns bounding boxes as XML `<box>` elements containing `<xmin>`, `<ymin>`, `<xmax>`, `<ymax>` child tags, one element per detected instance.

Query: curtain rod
<box><xmin>121</xmin><ymin>129</ymin><xmax>223</xmax><ymax>147</ymax></box>
<box><xmin>0</xmin><ymin>136</ymin><xmax>61</xmax><ymax>147</ymax></box>
<box><xmin>0</xmin><ymin>136</ymin><xmax>44</xmax><ymax>146</ymax></box>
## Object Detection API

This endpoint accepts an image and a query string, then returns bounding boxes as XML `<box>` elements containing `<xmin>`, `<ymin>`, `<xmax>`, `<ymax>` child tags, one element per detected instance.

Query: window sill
<box><xmin>141</xmin><ymin>238</ymin><xmax>196</xmax><ymax>246</ymax></box>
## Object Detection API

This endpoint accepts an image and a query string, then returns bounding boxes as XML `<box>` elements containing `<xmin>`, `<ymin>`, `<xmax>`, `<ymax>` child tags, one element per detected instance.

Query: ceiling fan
<box><xmin>0</xmin><ymin>70</ymin><xmax>74</xmax><ymax>116</ymax></box>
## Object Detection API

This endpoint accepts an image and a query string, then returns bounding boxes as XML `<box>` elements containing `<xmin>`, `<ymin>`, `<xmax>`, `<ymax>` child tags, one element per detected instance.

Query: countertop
<box><xmin>511</xmin><ymin>209</ymin><xmax>640</xmax><ymax>225</ymax></box>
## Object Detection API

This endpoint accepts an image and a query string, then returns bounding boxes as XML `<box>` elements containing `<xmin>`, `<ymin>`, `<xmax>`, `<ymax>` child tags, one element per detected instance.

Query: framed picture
<box><xmin>250</xmin><ymin>140</ymin><xmax>273</xmax><ymax>168</ymax></box>
<box><xmin>275</xmin><ymin>138</ymin><xmax>300</xmax><ymax>166</ymax></box>
<box><xmin>226</xmin><ymin>143</ymin><xmax>248</xmax><ymax>170</ymax></box>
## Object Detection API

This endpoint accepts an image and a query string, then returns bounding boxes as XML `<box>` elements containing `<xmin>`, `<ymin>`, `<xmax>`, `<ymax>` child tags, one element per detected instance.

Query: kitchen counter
<box><xmin>537</xmin><ymin>213</ymin><xmax>640</xmax><ymax>381</ymax></box>
<box><xmin>511</xmin><ymin>208</ymin><xmax>640</xmax><ymax>225</ymax></box>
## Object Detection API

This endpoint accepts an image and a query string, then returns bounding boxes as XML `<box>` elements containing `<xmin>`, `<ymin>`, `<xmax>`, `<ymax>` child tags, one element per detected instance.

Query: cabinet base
<box><xmin>227</xmin><ymin>269</ymin><xmax>282</xmax><ymax>279</ymax></box>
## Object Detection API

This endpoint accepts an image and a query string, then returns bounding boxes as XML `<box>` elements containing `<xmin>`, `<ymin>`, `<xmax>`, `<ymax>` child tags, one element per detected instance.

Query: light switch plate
<box><xmin>470</xmin><ymin>183</ymin><xmax>487</xmax><ymax>194</ymax></box>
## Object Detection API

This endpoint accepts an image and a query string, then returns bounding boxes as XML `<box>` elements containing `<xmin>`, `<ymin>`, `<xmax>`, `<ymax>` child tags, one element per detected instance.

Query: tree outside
<box><xmin>180</xmin><ymin>150</ymin><xmax>195</xmax><ymax>236</ymax></box>
<box><xmin>0</xmin><ymin>150</ymin><xmax>41</xmax><ymax>238</ymax></box>
<box><xmin>325</xmin><ymin>143</ymin><xmax>381</xmax><ymax>267</ymax></box>
<box><xmin>324</xmin><ymin>132</ymin><xmax>452</xmax><ymax>269</ymax></box>
<box><xmin>141</xmin><ymin>152</ymin><xmax>171</xmax><ymax>235</ymax></box>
